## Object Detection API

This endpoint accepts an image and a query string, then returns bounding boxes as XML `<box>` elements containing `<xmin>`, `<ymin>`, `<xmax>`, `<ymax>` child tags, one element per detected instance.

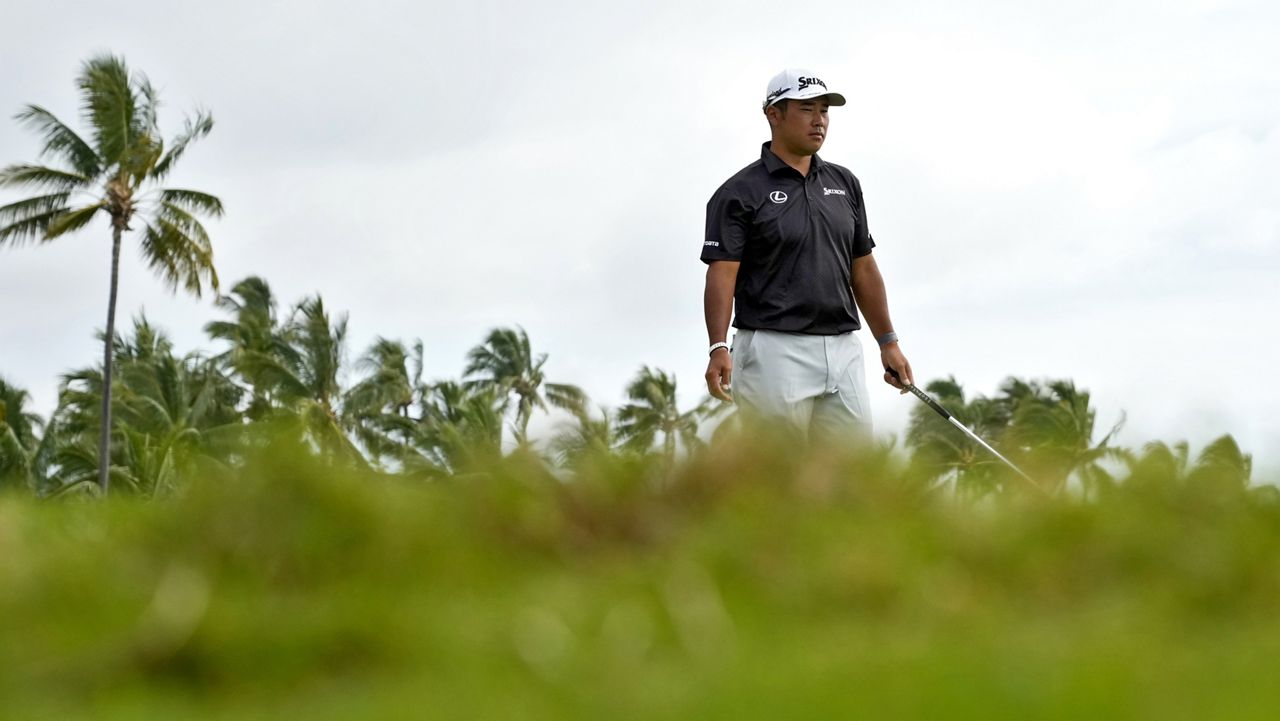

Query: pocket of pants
<box><xmin>732</xmin><ymin>330</ymin><xmax>756</xmax><ymax>371</ymax></box>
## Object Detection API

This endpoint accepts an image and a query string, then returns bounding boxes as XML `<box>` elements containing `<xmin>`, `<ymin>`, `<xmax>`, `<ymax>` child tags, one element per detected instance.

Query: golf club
<box><xmin>887</xmin><ymin>368</ymin><xmax>1041</xmax><ymax>492</ymax></box>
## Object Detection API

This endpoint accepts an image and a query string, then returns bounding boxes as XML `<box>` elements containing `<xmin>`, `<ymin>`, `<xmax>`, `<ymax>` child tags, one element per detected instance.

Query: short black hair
<box><xmin>764</xmin><ymin>99</ymin><xmax>790</xmax><ymax>116</ymax></box>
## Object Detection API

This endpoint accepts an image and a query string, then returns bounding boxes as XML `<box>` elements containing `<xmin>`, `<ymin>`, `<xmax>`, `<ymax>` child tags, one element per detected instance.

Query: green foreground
<box><xmin>3</xmin><ymin>434</ymin><xmax>1279</xmax><ymax>720</ymax></box>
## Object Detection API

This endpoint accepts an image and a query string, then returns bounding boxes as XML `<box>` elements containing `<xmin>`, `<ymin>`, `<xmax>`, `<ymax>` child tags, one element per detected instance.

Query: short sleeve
<box><xmin>852</xmin><ymin>174</ymin><xmax>876</xmax><ymax>258</ymax></box>
<box><xmin>701</xmin><ymin>184</ymin><xmax>751</xmax><ymax>263</ymax></box>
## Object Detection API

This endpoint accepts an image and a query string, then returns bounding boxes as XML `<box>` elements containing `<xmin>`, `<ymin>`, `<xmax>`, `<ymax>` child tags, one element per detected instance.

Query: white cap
<box><xmin>762</xmin><ymin>68</ymin><xmax>847</xmax><ymax>109</ymax></box>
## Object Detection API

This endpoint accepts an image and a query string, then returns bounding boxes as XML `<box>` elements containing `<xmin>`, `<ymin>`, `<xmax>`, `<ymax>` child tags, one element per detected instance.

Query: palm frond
<box><xmin>79</xmin><ymin>54</ymin><xmax>138</xmax><ymax>165</ymax></box>
<box><xmin>139</xmin><ymin>210</ymin><xmax>219</xmax><ymax>296</ymax></box>
<box><xmin>409</xmin><ymin>340</ymin><xmax>425</xmax><ymax>388</ymax></box>
<box><xmin>47</xmin><ymin>478</ymin><xmax>102</xmax><ymax>499</ymax></box>
<box><xmin>44</xmin><ymin>202</ymin><xmax>106</xmax><ymax>239</ymax></box>
<box><xmin>0</xmin><ymin>164</ymin><xmax>93</xmax><ymax>192</ymax></box>
<box><xmin>241</xmin><ymin>351</ymin><xmax>311</xmax><ymax>405</ymax></box>
<box><xmin>272</xmin><ymin>296</ymin><xmax>348</xmax><ymax>412</ymax></box>
<box><xmin>153</xmin><ymin>111</ymin><xmax>214</xmax><ymax>180</ymax></box>
<box><xmin>0</xmin><ymin>192</ymin><xmax>70</xmax><ymax>226</ymax></box>
<box><xmin>545</xmin><ymin>383</ymin><xmax>588</xmax><ymax>415</ymax></box>
<box><xmin>14</xmin><ymin>104</ymin><xmax>102</xmax><ymax>176</ymax></box>
<box><xmin>0</xmin><ymin>205</ymin><xmax>71</xmax><ymax>247</ymax></box>
<box><xmin>159</xmin><ymin>188</ymin><xmax>224</xmax><ymax>218</ymax></box>
<box><xmin>1095</xmin><ymin>410</ymin><xmax>1126</xmax><ymax>449</ymax></box>
<box><xmin>137</xmin><ymin>77</ymin><xmax>159</xmax><ymax>134</ymax></box>
<box><xmin>0</xmin><ymin>378</ymin><xmax>43</xmax><ymax>447</ymax></box>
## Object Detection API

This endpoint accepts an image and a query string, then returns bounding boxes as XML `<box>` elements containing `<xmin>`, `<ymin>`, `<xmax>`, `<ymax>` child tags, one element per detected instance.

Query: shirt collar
<box><xmin>760</xmin><ymin>141</ymin><xmax>824</xmax><ymax>176</ymax></box>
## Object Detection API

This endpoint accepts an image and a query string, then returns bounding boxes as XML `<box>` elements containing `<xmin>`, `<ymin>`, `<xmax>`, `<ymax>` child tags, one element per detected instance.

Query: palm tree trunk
<box><xmin>516</xmin><ymin>395</ymin><xmax>532</xmax><ymax>446</ymax></box>
<box><xmin>97</xmin><ymin>225</ymin><xmax>123</xmax><ymax>495</ymax></box>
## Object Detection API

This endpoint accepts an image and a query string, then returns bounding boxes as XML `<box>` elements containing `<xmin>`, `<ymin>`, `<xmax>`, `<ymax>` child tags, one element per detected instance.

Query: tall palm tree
<box><xmin>463</xmin><ymin>326</ymin><xmax>583</xmax><ymax>444</ymax></box>
<box><xmin>616</xmin><ymin>366</ymin><xmax>709</xmax><ymax>463</ymax></box>
<box><xmin>0</xmin><ymin>54</ymin><xmax>222</xmax><ymax>494</ymax></box>
<box><xmin>0</xmin><ymin>377</ymin><xmax>44</xmax><ymax>490</ymax></box>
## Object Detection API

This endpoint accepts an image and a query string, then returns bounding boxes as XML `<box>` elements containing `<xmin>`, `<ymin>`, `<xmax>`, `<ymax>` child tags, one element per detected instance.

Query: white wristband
<box><xmin>708</xmin><ymin>342</ymin><xmax>730</xmax><ymax>356</ymax></box>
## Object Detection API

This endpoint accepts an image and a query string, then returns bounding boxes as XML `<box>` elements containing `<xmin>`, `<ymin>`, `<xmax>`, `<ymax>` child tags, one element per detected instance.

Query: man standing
<box><xmin>702</xmin><ymin>68</ymin><xmax>913</xmax><ymax>442</ymax></box>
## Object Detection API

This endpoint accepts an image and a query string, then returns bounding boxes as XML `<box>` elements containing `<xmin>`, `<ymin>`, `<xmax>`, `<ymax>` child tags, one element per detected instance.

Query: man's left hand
<box><xmin>881</xmin><ymin>344</ymin><xmax>913</xmax><ymax>394</ymax></box>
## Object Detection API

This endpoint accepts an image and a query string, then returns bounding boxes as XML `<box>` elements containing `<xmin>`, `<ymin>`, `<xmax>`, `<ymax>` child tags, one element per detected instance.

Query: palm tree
<box><xmin>0</xmin><ymin>377</ymin><xmax>44</xmax><ymax>490</ymax></box>
<box><xmin>463</xmin><ymin>326</ymin><xmax>583</xmax><ymax>444</ymax></box>
<box><xmin>616</xmin><ymin>366</ymin><xmax>709</xmax><ymax>463</ymax></box>
<box><xmin>0</xmin><ymin>55</ymin><xmax>222</xmax><ymax>494</ymax></box>
<box><xmin>243</xmin><ymin>295</ymin><xmax>364</xmax><ymax>464</ymax></box>
<box><xmin>1186</xmin><ymin>434</ymin><xmax>1252</xmax><ymax>491</ymax></box>
<box><xmin>41</xmin><ymin>316</ymin><xmax>243</xmax><ymax>496</ymax></box>
<box><xmin>1116</xmin><ymin>436</ymin><xmax>1252</xmax><ymax>496</ymax></box>
<box><xmin>1001</xmin><ymin>378</ymin><xmax>1123</xmax><ymax>496</ymax></box>
<box><xmin>204</xmin><ymin>276</ymin><xmax>290</xmax><ymax>419</ymax></box>
<box><xmin>344</xmin><ymin>338</ymin><xmax>424</xmax><ymax>464</ymax></box>
<box><xmin>548</xmin><ymin>389</ymin><xmax>618</xmax><ymax>469</ymax></box>
<box><xmin>904</xmin><ymin>376</ymin><xmax>1013</xmax><ymax>496</ymax></box>
<box><xmin>409</xmin><ymin>381</ymin><xmax>506</xmax><ymax>476</ymax></box>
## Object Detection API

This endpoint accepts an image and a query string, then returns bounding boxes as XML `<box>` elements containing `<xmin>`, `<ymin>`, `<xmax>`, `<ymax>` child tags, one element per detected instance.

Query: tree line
<box><xmin>0</xmin><ymin>285</ymin><xmax>1256</xmax><ymax>498</ymax></box>
<box><xmin>0</xmin><ymin>278</ymin><xmax>721</xmax><ymax>495</ymax></box>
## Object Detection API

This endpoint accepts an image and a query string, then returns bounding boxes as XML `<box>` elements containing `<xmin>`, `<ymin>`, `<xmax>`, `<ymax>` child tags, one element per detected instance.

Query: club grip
<box><xmin>886</xmin><ymin>367</ymin><xmax>953</xmax><ymax>421</ymax></box>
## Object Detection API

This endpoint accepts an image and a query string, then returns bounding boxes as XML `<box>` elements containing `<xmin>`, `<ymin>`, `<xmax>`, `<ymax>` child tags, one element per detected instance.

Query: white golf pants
<box><xmin>731</xmin><ymin>329</ymin><xmax>872</xmax><ymax>443</ymax></box>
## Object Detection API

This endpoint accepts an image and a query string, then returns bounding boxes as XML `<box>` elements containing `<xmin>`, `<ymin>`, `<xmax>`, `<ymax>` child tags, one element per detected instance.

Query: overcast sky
<box><xmin>2</xmin><ymin>0</ymin><xmax>1277</xmax><ymax>475</ymax></box>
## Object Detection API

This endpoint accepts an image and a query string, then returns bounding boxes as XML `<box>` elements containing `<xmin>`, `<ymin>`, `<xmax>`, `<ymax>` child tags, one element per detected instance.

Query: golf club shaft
<box><xmin>944</xmin><ymin>416</ymin><xmax>1036</xmax><ymax>484</ymax></box>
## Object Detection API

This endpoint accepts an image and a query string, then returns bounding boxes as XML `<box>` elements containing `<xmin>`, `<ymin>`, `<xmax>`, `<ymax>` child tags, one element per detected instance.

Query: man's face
<box><xmin>770</xmin><ymin>98</ymin><xmax>831</xmax><ymax>155</ymax></box>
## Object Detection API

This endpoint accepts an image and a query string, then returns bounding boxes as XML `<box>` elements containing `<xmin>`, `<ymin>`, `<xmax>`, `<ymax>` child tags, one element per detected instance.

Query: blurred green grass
<box><xmin>2</xmin><ymin>432</ymin><xmax>1279</xmax><ymax>720</ymax></box>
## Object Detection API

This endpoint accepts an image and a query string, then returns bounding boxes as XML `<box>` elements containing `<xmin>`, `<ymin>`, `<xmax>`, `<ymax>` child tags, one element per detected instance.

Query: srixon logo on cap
<box><xmin>797</xmin><ymin>76</ymin><xmax>827</xmax><ymax>91</ymax></box>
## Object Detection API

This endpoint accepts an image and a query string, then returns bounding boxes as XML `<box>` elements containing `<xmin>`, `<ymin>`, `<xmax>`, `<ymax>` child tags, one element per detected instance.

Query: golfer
<box><xmin>702</xmin><ymin>68</ymin><xmax>913</xmax><ymax>442</ymax></box>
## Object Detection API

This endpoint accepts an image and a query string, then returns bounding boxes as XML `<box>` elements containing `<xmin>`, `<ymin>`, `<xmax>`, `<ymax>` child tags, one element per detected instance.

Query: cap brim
<box><xmin>770</xmin><ymin>89</ymin><xmax>846</xmax><ymax>107</ymax></box>
<box><xmin>799</xmin><ymin>90</ymin><xmax>845</xmax><ymax>106</ymax></box>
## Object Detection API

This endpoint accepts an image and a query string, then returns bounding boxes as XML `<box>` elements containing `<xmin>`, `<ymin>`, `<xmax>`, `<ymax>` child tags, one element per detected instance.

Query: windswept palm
<box><xmin>1186</xmin><ymin>434</ymin><xmax>1252</xmax><ymax>492</ymax></box>
<box><xmin>1002</xmin><ymin>378</ymin><xmax>1123</xmax><ymax>495</ymax></box>
<box><xmin>548</xmin><ymin>389</ymin><xmax>618</xmax><ymax>469</ymax></box>
<box><xmin>345</xmin><ymin>338</ymin><xmax>424</xmax><ymax>464</ymax></box>
<box><xmin>204</xmin><ymin>276</ymin><xmax>290</xmax><ymax>419</ymax></box>
<box><xmin>904</xmin><ymin>377</ymin><xmax>1013</xmax><ymax>496</ymax></box>
<box><xmin>0</xmin><ymin>54</ymin><xmax>221</xmax><ymax>494</ymax></box>
<box><xmin>464</xmin><ymin>326</ymin><xmax>583</xmax><ymax>444</ymax></box>
<box><xmin>1116</xmin><ymin>436</ymin><xmax>1251</xmax><ymax>495</ymax></box>
<box><xmin>616</xmin><ymin>366</ymin><xmax>709</xmax><ymax>462</ymax></box>
<box><xmin>410</xmin><ymin>381</ymin><xmax>505</xmax><ymax>476</ymax></box>
<box><xmin>42</xmin><ymin>316</ymin><xmax>242</xmax><ymax>496</ymax></box>
<box><xmin>257</xmin><ymin>296</ymin><xmax>363</xmax><ymax>464</ymax></box>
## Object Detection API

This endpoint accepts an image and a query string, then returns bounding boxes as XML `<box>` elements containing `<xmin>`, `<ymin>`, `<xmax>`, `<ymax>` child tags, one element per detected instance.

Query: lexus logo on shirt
<box><xmin>769</xmin><ymin>191</ymin><xmax>788</xmax><ymax>204</ymax></box>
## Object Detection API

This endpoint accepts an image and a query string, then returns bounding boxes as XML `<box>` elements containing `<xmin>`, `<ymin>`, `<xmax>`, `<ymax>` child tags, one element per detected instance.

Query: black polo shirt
<box><xmin>701</xmin><ymin>142</ymin><xmax>875</xmax><ymax>335</ymax></box>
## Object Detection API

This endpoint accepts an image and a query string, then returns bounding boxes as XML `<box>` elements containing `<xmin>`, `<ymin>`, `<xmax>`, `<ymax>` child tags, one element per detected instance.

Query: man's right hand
<box><xmin>705</xmin><ymin>348</ymin><xmax>734</xmax><ymax>402</ymax></box>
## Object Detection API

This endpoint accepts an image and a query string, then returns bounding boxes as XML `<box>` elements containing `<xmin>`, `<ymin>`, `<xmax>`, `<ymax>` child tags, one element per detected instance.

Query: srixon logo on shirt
<box><xmin>797</xmin><ymin>76</ymin><xmax>827</xmax><ymax>91</ymax></box>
